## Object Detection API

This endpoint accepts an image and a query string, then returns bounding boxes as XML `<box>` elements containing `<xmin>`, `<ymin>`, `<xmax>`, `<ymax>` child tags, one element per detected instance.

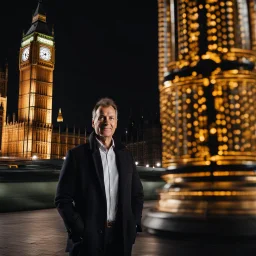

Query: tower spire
<box><xmin>57</xmin><ymin>108</ymin><xmax>63</xmax><ymax>123</ymax></box>
<box><xmin>24</xmin><ymin>0</ymin><xmax>51</xmax><ymax>37</ymax></box>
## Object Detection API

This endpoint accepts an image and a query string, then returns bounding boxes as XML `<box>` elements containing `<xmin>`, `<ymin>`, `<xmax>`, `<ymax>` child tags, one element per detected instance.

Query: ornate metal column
<box><xmin>143</xmin><ymin>0</ymin><xmax>256</xmax><ymax>235</ymax></box>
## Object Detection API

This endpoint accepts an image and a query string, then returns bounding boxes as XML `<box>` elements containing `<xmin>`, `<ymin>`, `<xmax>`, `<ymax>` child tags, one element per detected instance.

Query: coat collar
<box><xmin>88</xmin><ymin>131</ymin><xmax>126</xmax><ymax>153</ymax></box>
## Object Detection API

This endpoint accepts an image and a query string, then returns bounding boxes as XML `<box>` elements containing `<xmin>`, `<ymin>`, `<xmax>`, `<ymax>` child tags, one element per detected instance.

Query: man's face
<box><xmin>92</xmin><ymin>106</ymin><xmax>117</xmax><ymax>139</ymax></box>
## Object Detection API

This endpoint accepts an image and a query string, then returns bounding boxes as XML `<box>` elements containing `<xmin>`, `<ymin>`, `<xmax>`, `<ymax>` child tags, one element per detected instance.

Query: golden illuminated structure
<box><xmin>1</xmin><ymin>1</ymin><xmax>86</xmax><ymax>159</ymax></box>
<box><xmin>0</xmin><ymin>63</ymin><xmax>8</xmax><ymax>150</ymax></box>
<box><xmin>51</xmin><ymin>125</ymin><xmax>86</xmax><ymax>159</ymax></box>
<box><xmin>51</xmin><ymin>108</ymin><xmax>86</xmax><ymax>159</ymax></box>
<box><xmin>143</xmin><ymin>0</ymin><xmax>256</xmax><ymax>235</ymax></box>
<box><xmin>1</xmin><ymin>2</ymin><xmax>54</xmax><ymax>159</ymax></box>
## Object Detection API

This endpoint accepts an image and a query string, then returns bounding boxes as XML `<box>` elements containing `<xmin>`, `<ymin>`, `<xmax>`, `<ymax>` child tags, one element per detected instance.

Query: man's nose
<box><xmin>103</xmin><ymin>117</ymin><xmax>110</xmax><ymax>123</ymax></box>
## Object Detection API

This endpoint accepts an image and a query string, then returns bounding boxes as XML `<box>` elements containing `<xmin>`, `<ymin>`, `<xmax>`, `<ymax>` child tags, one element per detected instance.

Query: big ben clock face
<box><xmin>39</xmin><ymin>46</ymin><xmax>51</xmax><ymax>61</ymax></box>
<box><xmin>22</xmin><ymin>47</ymin><xmax>30</xmax><ymax>62</ymax></box>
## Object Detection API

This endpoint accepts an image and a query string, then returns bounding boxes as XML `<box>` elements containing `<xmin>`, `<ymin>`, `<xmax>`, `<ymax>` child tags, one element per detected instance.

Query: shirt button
<box><xmin>98</xmin><ymin>229</ymin><xmax>103</xmax><ymax>234</ymax></box>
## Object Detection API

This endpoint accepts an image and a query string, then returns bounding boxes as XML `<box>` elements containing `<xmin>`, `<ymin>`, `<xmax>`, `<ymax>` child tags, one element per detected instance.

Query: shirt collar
<box><xmin>96</xmin><ymin>137</ymin><xmax>115</xmax><ymax>152</ymax></box>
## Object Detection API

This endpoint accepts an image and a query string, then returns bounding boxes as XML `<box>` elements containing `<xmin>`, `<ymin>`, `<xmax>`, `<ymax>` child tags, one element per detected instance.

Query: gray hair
<box><xmin>92</xmin><ymin>97</ymin><xmax>118</xmax><ymax>119</ymax></box>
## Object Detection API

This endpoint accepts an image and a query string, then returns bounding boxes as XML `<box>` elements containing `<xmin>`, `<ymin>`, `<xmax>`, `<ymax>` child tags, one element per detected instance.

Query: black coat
<box><xmin>55</xmin><ymin>132</ymin><xmax>144</xmax><ymax>256</ymax></box>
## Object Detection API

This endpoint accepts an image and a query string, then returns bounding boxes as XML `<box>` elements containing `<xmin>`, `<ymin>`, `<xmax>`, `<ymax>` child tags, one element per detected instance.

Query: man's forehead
<box><xmin>97</xmin><ymin>106</ymin><xmax>116</xmax><ymax>115</ymax></box>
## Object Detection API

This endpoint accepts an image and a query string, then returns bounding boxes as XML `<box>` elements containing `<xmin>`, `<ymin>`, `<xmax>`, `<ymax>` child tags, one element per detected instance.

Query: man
<box><xmin>55</xmin><ymin>97</ymin><xmax>144</xmax><ymax>256</ymax></box>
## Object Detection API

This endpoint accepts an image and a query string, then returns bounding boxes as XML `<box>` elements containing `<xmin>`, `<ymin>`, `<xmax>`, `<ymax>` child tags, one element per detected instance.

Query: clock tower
<box><xmin>1</xmin><ymin>0</ymin><xmax>86</xmax><ymax>159</ymax></box>
<box><xmin>19</xmin><ymin>0</ymin><xmax>54</xmax><ymax>124</ymax></box>
<box><xmin>18</xmin><ymin>0</ymin><xmax>54</xmax><ymax>158</ymax></box>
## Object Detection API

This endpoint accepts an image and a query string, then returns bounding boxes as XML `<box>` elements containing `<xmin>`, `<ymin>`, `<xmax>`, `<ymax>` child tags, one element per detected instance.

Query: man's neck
<box><xmin>96</xmin><ymin>135</ymin><xmax>112</xmax><ymax>149</ymax></box>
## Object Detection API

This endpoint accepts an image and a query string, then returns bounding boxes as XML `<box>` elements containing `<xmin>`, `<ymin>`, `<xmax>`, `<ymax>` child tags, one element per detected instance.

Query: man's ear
<box><xmin>92</xmin><ymin>119</ymin><xmax>95</xmax><ymax>129</ymax></box>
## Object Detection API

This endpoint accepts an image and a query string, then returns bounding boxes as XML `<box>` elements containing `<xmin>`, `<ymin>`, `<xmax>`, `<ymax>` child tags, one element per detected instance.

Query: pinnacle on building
<box><xmin>57</xmin><ymin>108</ymin><xmax>63</xmax><ymax>123</ymax></box>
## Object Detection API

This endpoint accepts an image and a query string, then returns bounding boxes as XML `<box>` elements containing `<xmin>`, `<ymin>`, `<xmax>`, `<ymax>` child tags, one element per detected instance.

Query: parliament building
<box><xmin>0</xmin><ymin>2</ymin><xmax>86</xmax><ymax>159</ymax></box>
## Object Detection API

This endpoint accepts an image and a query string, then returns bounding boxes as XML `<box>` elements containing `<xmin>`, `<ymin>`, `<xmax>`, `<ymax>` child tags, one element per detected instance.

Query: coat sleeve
<box><xmin>54</xmin><ymin>149</ymin><xmax>84</xmax><ymax>241</ymax></box>
<box><xmin>130</xmin><ymin>153</ymin><xmax>144</xmax><ymax>232</ymax></box>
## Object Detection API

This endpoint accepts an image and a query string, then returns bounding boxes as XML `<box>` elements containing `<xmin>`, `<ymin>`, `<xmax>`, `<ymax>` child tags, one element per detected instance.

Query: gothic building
<box><xmin>0</xmin><ymin>1</ymin><xmax>85</xmax><ymax>159</ymax></box>
<box><xmin>0</xmin><ymin>63</ymin><xmax>8</xmax><ymax>150</ymax></box>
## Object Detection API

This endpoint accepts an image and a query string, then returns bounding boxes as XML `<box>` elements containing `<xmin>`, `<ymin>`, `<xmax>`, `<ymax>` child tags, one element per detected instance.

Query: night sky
<box><xmin>0</xmin><ymin>0</ymin><xmax>159</xmax><ymax>135</ymax></box>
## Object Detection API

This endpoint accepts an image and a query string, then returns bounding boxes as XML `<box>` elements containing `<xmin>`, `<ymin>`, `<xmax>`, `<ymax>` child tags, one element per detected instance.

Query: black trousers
<box><xmin>69</xmin><ymin>226</ymin><xmax>132</xmax><ymax>256</ymax></box>
<box><xmin>104</xmin><ymin>225</ymin><xmax>125</xmax><ymax>256</ymax></box>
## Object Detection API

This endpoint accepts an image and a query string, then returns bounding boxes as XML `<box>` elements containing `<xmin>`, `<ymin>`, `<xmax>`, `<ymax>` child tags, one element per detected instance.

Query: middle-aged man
<box><xmin>54</xmin><ymin>97</ymin><xmax>144</xmax><ymax>256</ymax></box>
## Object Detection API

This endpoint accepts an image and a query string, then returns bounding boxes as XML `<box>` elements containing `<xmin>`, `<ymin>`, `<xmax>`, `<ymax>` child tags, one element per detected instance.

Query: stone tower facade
<box><xmin>2</xmin><ymin>1</ymin><xmax>53</xmax><ymax>158</ymax></box>
<box><xmin>0</xmin><ymin>63</ymin><xmax>8</xmax><ymax>150</ymax></box>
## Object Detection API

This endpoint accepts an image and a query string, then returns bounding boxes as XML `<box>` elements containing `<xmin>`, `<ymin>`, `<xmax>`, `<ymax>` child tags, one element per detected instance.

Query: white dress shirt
<box><xmin>96</xmin><ymin>138</ymin><xmax>119</xmax><ymax>221</ymax></box>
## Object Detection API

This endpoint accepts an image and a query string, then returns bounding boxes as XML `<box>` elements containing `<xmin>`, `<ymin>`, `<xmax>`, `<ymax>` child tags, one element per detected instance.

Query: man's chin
<box><xmin>99</xmin><ymin>133</ymin><xmax>112</xmax><ymax>138</ymax></box>
<box><xmin>103</xmin><ymin>134</ymin><xmax>112</xmax><ymax>138</ymax></box>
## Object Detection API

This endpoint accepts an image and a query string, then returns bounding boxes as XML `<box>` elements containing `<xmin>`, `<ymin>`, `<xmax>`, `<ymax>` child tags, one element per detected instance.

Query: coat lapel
<box><xmin>88</xmin><ymin>131</ymin><xmax>106</xmax><ymax>199</ymax></box>
<box><xmin>114</xmin><ymin>149</ymin><xmax>128</xmax><ymax>203</ymax></box>
<box><xmin>92</xmin><ymin>150</ymin><xmax>106</xmax><ymax>199</ymax></box>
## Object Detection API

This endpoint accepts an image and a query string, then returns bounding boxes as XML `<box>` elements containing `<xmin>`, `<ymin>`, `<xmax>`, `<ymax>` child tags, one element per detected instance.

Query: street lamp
<box><xmin>32</xmin><ymin>155</ymin><xmax>38</xmax><ymax>160</ymax></box>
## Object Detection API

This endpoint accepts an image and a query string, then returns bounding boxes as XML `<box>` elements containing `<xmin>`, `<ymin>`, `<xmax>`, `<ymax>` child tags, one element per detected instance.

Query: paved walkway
<box><xmin>1</xmin><ymin>201</ymin><xmax>256</xmax><ymax>256</ymax></box>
